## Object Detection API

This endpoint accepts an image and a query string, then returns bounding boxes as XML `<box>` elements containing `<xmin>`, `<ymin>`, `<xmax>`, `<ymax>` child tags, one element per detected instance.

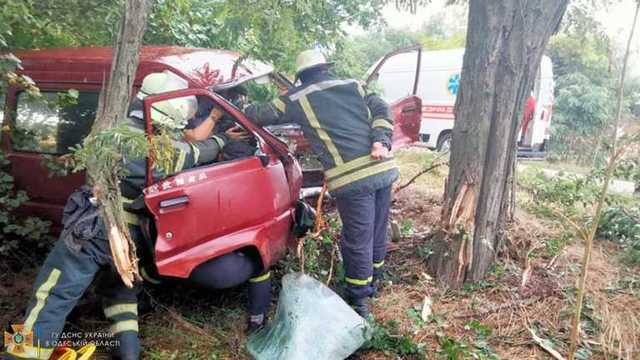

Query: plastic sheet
<box><xmin>247</xmin><ymin>273</ymin><xmax>371</xmax><ymax>360</ymax></box>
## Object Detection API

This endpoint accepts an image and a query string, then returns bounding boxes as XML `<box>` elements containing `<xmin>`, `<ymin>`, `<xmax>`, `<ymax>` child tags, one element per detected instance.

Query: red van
<box><xmin>1</xmin><ymin>46</ymin><xmax>421</xmax><ymax>278</ymax></box>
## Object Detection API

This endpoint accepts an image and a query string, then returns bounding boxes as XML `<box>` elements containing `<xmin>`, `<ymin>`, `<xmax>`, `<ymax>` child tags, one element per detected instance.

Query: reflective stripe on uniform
<box><xmin>211</xmin><ymin>135</ymin><xmax>225</xmax><ymax>149</ymax></box>
<box><xmin>272</xmin><ymin>98</ymin><xmax>286</xmax><ymax>113</ymax></box>
<box><xmin>300</xmin><ymin>96</ymin><xmax>343</xmax><ymax>165</ymax></box>
<box><xmin>173</xmin><ymin>148</ymin><xmax>187</xmax><ymax>173</ymax></box>
<box><xmin>189</xmin><ymin>142</ymin><xmax>200</xmax><ymax>165</ymax></box>
<box><xmin>6</xmin><ymin>344</ymin><xmax>54</xmax><ymax>359</ymax></box>
<box><xmin>24</xmin><ymin>268</ymin><xmax>62</xmax><ymax>333</ymax></box>
<box><xmin>289</xmin><ymin>79</ymin><xmax>356</xmax><ymax>101</ymax></box>
<box><xmin>328</xmin><ymin>159</ymin><xmax>398</xmax><ymax>191</ymax></box>
<box><xmin>249</xmin><ymin>271</ymin><xmax>271</xmax><ymax>283</ymax></box>
<box><xmin>104</xmin><ymin>303</ymin><xmax>138</xmax><ymax>319</ymax></box>
<box><xmin>121</xmin><ymin>197</ymin><xmax>134</xmax><ymax>205</ymax></box>
<box><xmin>325</xmin><ymin>155</ymin><xmax>376</xmax><ymax>179</ymax></box>
<box><xmin>123</xmin><ymin>211</ymin><xmax>140</xmax><ymax>226</ymax></box>
<box><xmin>372</xmin><ymin>118</ymin><xmax>394</xmax><ymax>130</ymax></box>
<box><xmin>373</xmin><ymin>260</ymin><xmax>385</xmax><ymax>269</ymax></box>
<box><xmin>345</xmin><ymin>276</ymin><xmax>373</xmax><ymax>286</ymax></box>
<box><xmin>110</xmin><ymin>320</ymin><xmax>139</xmax><ymax>334</ymax></box>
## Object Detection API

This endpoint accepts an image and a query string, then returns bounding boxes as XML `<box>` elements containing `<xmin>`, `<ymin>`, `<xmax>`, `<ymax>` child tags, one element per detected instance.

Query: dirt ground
<box><xmin>1</xmin><ymin>146</ymin><xmax>639</xmax><ymax>359</ymax></box>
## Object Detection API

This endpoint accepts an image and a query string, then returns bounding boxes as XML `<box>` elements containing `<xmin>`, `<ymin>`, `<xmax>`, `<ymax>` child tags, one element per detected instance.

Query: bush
<box><xmin>366</xmin><ymin>319</ymin><xmax>426</xmax><ymax>358</ymax></box>
<box><xmin>518</xmin><ymin>170</ymin><xmax>600</xmax><ymax>216</ymax></box>
<box><xmin>598</xmin><ymin>207</ymin><xmax>640</xmax><ymax>266</ymax></box>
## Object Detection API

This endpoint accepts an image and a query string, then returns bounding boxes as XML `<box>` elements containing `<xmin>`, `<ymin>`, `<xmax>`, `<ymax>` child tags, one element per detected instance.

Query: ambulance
<box><xmin>368</xmin><ymin>47</ymin><xmax>554</xmax><ymax>156</ymax></box>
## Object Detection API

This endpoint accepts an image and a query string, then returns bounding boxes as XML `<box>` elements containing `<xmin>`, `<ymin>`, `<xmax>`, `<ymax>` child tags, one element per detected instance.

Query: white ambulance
<box><xmin>368</xmin><ymin>47</ymin><xmax>554</xmax><ymax>155</ymax></box>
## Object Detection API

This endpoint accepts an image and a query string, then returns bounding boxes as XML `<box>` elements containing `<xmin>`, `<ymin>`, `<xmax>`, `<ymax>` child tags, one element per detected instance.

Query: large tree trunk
<box><xmin>428</xmin><ymin>0</ymin><xmax>569</xmax><ymax>287</ymax></box>
<box><xmin>89</xmin><ymin>0</ymin><xmax>151</xmax><ymax>287</ymax></box>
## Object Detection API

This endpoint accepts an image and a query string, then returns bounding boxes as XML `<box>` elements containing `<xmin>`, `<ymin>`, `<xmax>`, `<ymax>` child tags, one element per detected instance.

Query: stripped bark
<box><xmin>429</xmin><ymin>0</ymin><xmax>569</xmax><ymax>287</ymax></box>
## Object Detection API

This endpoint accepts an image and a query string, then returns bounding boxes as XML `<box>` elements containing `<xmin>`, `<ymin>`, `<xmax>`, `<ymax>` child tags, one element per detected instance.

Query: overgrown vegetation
<box><xmin>547</xmin><ymin>0</ymin><xmax>640</xmax><ymax>165</ymax></box>
<box><xmin>0</xmin><ymin>152</ymin><xmax>52</xmax><ymax>257</ymax></box>
<box><xmin>598</xmin><ymin>206</ymin><xmax>640</xmax><ymax>265</ymax></box>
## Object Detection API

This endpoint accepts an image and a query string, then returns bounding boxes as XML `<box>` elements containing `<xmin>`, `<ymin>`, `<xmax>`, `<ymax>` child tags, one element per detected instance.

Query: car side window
<box><xmin>13</xmin><ymin>91</ymin><xmax>99</xmax><ymax>154</ymax></box>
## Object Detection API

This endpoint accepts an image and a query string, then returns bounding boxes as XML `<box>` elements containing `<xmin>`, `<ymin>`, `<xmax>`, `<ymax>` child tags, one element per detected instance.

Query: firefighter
<box><xmin>4</xmin><ymin>71</ymin><xmax>266</xmax><ymax>360</ymax></box>
<box><xmin>245</xmin><ymin>50</ymin><xmax>397</xmax><ymax>317</ymax></box>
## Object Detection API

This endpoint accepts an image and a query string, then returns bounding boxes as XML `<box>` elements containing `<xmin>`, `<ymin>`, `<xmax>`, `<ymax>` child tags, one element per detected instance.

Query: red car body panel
<box><xmin>140</xmin><ymin>87</ymin><xmax>301</xmax><ymax>277</ymax></box>
<box><xmin>2</xmin><ymin>47</ymin><xmax>274</xmax><ymax>228</ymax></box>
<box><xmin>1</xmin><ymin>46</ymin><xmax>420</xmax><ymax>280</ymax></box>
<box><xmin>11</xmin><ymin>46</ymin><xmax>263</xmax><ymax>88</ymax></box>
<box><xmin>144</xmin><ymin>157</ymin><xmax>294</xmax><ymax>277</ymax></box>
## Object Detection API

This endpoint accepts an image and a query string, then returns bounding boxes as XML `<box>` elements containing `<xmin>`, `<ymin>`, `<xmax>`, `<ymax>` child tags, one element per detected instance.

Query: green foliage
<box><xmin>1</xmin><ymin>0</ymin><xmax>389</xmax><ymax>75</ymax></box>
<box><xmin>0</xmin><ymin>152</ymin><xmax>52</xmax><ymax>256</ymax></box>
<box><xmin>331</xmin><ymin>25</ymin><xmax>465</xmax><ymax>80</ymax></box>
<box><xmin>547</xmin><ymin>5</ymin><xmax>640</xmax><ymax>164</ymax></box>
<box><xmin>279</xmin><ymin>215</ymin><xmax>342</xmax><ymax>285</ymax></box>
<box><xmin>549</xmin><ymin>72</ymin><xmax>613</xmax><ymax>163</ymax></box>
<box><xmin>72</xmin><ymin>124</ymin><xmax>151</xmax><ymax>176</ymax></box>
<box><xmin>518</xmin><ymin>170</ymin><xmax>600</xmax><ymax>216</ymax></box>
<box><xmin>332</xmin><ymin>29</ymin><xmax>420</xmax><ymax>79</ymax></box>
<box><xmin>598</xmin><ymin>206</ymin><xmax>640</xmax><ymax>266</ymax></box>
<box><xmin>145</xmin><ymin>0</ymin><xmax>386</xmax><ymax>72</ymax></box>
<box><xmin>365</xmin><ymin>319</ymin><xmax>426</xmax><ymax>358</ymax></box>
<box><xmin>0</xmin><ymin>0</ymin><xmax>120</xmax><ymax>50</ymax></box>
<box><xmin>436</xmin><ymin>321</ymin><xmax>498</xmax><ymax>360</ymax></box>
<box><xmin>542</xmin><ymin>232</ymin><xmax>574</xmax><ymax>257</ymax></box>
<box><xmin>401</xmin><ymin>218</ymin><xmax>415</xmax><ymax>237</ymax></box>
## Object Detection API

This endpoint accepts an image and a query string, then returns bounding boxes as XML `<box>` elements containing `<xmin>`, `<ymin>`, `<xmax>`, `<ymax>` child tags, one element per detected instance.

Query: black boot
<box><xmin>349</xmin><ymin>297</ymin><xmax>370</xmax><ymax>318</ymax></box>
<box><xmin>371</xmin><ymin>267</ymin><xmax>384</xmax><ymax>298</ymax></box>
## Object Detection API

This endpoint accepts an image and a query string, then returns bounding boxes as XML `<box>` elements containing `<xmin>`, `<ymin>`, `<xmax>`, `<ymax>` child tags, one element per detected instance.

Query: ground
<box><xmin>1</xmin><ymin>146</ymin><xmax>639</xmax><ymax>359</ymax></box>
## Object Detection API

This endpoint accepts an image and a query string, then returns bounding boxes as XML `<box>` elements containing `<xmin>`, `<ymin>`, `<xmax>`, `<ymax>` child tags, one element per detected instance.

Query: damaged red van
<box><xmin>1</xmin><ymin>46</ymin><xmax>421</xmax><ymax>279</ymax></box>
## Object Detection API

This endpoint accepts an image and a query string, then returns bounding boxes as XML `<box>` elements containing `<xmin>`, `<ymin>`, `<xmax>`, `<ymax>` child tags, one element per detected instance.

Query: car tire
<box><xmin>436</xmin><ymin>132</ymin><xmax>452</xmax><ymax>152</ymax></box>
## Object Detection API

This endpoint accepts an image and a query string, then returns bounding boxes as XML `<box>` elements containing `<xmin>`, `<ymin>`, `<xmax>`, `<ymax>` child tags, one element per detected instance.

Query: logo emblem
<box><xmin>447</xmin><ymin>73</ymin><xmax>460</xmax><ymax>96</ymax></box>
<box><xmin>4</xmin><ymin>324</ymin><xmax>33</xmax><ymax>354</ymax></box>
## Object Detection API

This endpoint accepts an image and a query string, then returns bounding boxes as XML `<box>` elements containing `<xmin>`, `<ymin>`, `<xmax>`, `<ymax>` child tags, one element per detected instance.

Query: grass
<box><xmin>518</xmin><ymin>158</ymin><xmax>591</xmax><ymax>175</ymax></box>
<box><xmin>5</xmin><ymin>149</ymin><xmax>640</xmax><ymax>359</ymax></box>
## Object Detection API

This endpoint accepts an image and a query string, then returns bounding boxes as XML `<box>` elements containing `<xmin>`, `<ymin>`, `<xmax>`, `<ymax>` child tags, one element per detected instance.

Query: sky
<box><xmin>374</xmin><ymin>0</ymin><xmax>639</xmax><ymax>75</ymax></box>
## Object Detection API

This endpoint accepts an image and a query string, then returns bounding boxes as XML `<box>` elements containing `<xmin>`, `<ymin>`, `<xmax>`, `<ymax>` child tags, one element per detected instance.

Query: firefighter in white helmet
<box><xmin>246</xmin><ymin>49</ymin><xmax>397</xmax><ymax>317</ymax></box>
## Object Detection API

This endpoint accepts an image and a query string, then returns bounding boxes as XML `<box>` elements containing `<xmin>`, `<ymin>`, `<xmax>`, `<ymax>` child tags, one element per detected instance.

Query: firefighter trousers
<box><xmin>335</xmin><ymin>185</ymin><xmax>392</xmax><ymax>301</ymax></box>
<box><xmin>188</xmin><ymin>250</ymin><xmax>272</xmax><ymax>317</ymax></box>
<box><xmin>5</xmin><ymin>232</ymin><xmax>140</xmax><ymax>360</ymax></box>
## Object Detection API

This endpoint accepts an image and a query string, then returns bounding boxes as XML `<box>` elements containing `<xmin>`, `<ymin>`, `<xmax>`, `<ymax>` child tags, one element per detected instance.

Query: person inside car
<box><xmin>4</xmin><ymin>70</ymin><xmax>269</xmax><ymax>360</ymax></box>
<box><xmin>185</xmin><ymin>86</ymin><xmax>256</xmax><ymax>161</ymax></box>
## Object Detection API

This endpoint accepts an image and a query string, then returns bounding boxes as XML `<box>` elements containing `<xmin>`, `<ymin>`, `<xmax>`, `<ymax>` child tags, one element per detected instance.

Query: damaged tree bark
<box><xmin>88</xmin><ymin>0</ymin><xmax>151</xmax><ymax>287</ymax></box>
<box><xmin>428</xmin><ymin>0</ymin><xmax>569</xmax><ymax>287</ymax></box>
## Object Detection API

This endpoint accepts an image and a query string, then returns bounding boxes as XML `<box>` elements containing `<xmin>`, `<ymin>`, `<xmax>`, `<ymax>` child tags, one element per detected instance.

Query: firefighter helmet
<box><xmin>295</xmin><ymin>49</ymin><xmax>333</xmax><ymax>75</ymax></box>
<box><xmin>137</xmin><ymin>70</ymin><xmax>197</xmax><ymax>130</ymax></box>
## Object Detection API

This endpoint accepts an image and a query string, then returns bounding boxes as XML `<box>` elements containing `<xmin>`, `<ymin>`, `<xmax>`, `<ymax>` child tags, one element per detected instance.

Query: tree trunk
<box><xmin>89</xmin><ymin>0</ymin><xmax>151</xmax><ymax>287</ymax></box>
<box><xmin>428</xmin><ymin>0</ymin><xmax>569</xmax><ymax>287</ymax></box>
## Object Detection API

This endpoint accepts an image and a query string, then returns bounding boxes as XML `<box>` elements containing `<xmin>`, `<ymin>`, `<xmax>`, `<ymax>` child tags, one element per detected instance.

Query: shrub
<box><xmin>598</xmin><ymin>207</ymin><xmax>640</xmax><ymax>266</ymax></box>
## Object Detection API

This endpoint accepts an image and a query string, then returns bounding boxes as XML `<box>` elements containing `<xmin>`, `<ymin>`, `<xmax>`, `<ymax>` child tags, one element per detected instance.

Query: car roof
<box><xmin>12</xmin><ymin>46</ymin><xmax>273</xmax><ymax>88</ymax></box>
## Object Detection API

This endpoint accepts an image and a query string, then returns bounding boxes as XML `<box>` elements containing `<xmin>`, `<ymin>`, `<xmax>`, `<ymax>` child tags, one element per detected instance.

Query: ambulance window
<box><xmin>13</xmin><ymin>91</ymin><xmax>98</xmax><ymax>154</ymax></box>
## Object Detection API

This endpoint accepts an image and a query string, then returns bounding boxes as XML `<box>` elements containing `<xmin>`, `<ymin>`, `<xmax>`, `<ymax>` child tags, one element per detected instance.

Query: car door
<box><xmin>142</xmin><ymin>88</ymin><xmax>300</xmax><ymax>278</ymax></box>
<box><xmin>1</xmin><ymin>86</ymin><xmax>98</xmax><ymax>229</ymax></box>
<box><xmin>366</xmin><ymin>45</ymin><xmax>423</xmax><ymax>149</ymax></box>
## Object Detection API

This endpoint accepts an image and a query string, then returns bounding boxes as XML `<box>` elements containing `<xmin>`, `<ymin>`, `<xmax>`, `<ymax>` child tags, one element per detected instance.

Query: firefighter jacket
<box><xmin>119</xmin><ymin>100</ymin><xmax>228</xmax><ymax>221</ymax></box>
<box><xmin>245</xmin><ymin>72</ymin><xmax>398</xmax><ymax>196</ymax></box>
